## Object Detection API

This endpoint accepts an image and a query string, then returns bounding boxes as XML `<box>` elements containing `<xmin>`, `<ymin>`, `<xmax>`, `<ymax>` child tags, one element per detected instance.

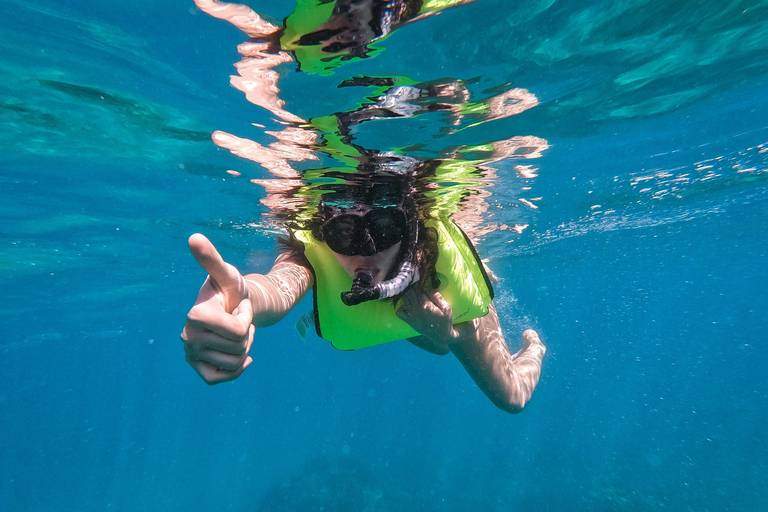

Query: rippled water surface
<box><xmin>2</xmin><ymin>0</ymin><xmax>767</xmax><ymax>510</ymax></box>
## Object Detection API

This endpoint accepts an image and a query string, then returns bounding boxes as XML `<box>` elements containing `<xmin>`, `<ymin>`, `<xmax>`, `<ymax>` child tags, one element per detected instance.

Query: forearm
<box><xmin>244</xmin><ymin>253</ymin><xmax>312</xmax><ymax>328</ymax></box>
<box><xmin>450</xmin><ymin>304</ymin><xmax>545</xmax><ymax>413</ymax></box>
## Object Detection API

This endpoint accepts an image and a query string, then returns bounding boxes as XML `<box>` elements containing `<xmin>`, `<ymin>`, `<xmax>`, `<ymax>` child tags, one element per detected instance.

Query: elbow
<box><xmin>495</xmin><ymin>375</ymin><xmax>540</xmax><ymax>414</ymax></box>
<box><xmin>497</xmin><ymin>398</ymin><xmax>526</xmax><ymax>415</ymax></box>
<box><xmin>494</xmin><ymin>390</ymin><xmax>532</xmax><ymax>414</ymax></box>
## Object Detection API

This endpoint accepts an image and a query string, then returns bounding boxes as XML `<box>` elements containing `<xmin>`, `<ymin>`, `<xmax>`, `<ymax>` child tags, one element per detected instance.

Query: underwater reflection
<box><xmin>192</xmin><ymin>0</ymin><xmax>549</xmax><ymax>243</ymax></box>
<box><xmin>195</xmin><ymin>0</ymin><xmax>482</xmax><ymax>75</ymax></box>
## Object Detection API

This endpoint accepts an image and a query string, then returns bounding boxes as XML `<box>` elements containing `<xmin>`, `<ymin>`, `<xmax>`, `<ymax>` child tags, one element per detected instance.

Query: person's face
<box><xmin>332</xmin><ymin>241</ymin><xmax>402</xmax><ymax>283</ymax></box>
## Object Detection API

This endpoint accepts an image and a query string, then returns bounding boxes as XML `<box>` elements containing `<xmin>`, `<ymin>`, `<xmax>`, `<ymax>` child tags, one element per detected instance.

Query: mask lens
<box><xmin>322</xmin><ymin>208</ymin><xmax>406</xmax><ymax>256</ymax></box>
<box><xmin>323</xmin><ymin>215</ymin><xmax>361</xmax><ymax>255</ymax></box>
<box><xmin>366</xmin><ymin>209</ymin><xmax>406</xmax><ymax>251</ymax></box>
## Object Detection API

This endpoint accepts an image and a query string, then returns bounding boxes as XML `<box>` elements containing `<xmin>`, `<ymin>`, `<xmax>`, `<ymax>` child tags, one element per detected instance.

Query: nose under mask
<box><xmin>356</xmin><ymin>230</ymin><xmax>377</xmax><ymax>256</ymax></box>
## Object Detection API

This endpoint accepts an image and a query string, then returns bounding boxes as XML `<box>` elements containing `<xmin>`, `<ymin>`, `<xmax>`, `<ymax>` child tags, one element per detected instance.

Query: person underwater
<box><xmin>181</xmin><ymin>173</ymin><xmax>546</xmax><ymax>414</ymax></box>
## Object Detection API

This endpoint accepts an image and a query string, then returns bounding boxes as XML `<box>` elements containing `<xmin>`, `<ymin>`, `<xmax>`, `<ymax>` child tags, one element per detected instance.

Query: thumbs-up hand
<box><xmin>181</xmin><ymin>234</ymin><xmax>255</xmax><ymax>384</ymax></box>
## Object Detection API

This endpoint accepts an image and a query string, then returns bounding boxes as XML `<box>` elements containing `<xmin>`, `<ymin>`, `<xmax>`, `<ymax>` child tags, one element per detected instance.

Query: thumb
<box><xmin>189</xmin><ymin>233</ymin><xmax>246</xmax><ymax>299</ymax></box>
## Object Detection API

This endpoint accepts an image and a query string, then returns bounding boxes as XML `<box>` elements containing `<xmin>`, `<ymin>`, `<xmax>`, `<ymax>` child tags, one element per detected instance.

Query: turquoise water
<box><xmin>2</xmin><ymin>0</ymin><xmax>767</xmax><ymax>510</ymax></box>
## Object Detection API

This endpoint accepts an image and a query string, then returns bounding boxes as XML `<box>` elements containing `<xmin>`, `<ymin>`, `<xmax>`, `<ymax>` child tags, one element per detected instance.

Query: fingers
<box><xmin>193</xmin><ymin>0</ymin><xmax>280</xmax><ymax>38</ymax></box>
<box><xmin>189</xmin><ymin>356</ymin><xmax>253</xmax><ymax>385</ymax></box>
<box><xmin>404</xmin><ymin>288</ymin><xmax>451</xmax><ymax>318</ymax></box>
<box><xmin>184</xmin><ymin>322</ymin><xmax>255</xmax><ymax>384</ymax></box>
<box><xmin>186</xmin><ymin>325</ymin><xmax>253</xmax><ymax>355</ymax></box>
<box><xmin>522</xmin><ymin>329</ymin><xmax>540</xmax><ymax>344</ymax></box>
<box><xmin>186</xmin><ymin>300</ymin><xmax>252</xmax><ymax>340</ymax></box>
<box><xmin>395</xmin><ymin>287</ymin><xmax>460</xmax><ymax>342</ymax></box>
<box><xmin>186</xmin><ymin>342</ymin><xmax>249</xmax><ymax>371</ymax></box>
<box><xmin>399</xmin><ymin>287</ymin><xmax>432</xmax><ymax>311</ymax></box>
<box><xmin>397</xmin><ymin>288</ymin><xmax>438</xmax><ymax>316</ymax></box>
<box><xmin>223</xmin><ymin>297</ymin><xmax>254</xmax><ymax>337</ymax></box>
<box><xmin>234</xmin><ymin>296</ymin><xmax>253</xmax><ymax>325</ymax></box>
<box><xmin>522</xmin><ymin>329</ymin><xmax>545</xmax><ymax>351</ymax></box>
<box><xmin>427</xmin><ymin>289</ymin><xmax>453</xmax><ymax>319</ymax></box>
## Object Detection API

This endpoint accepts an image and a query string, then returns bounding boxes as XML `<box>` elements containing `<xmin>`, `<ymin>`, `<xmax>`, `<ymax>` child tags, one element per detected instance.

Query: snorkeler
<box><xmin>181</xmin><ymin>175</ymin><xmax>546</xmax><ymax>414</ymax></box>
<box><xmin>182</xmin><ymin>0</ymin><xmax>546</xmax><ymax>413</ymax></box>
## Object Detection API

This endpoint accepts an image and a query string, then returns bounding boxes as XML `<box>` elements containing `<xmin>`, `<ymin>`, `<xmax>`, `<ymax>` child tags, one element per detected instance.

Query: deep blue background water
<box><xmin>1</xmin><ymin>0</ymin><xmax>767</xmax><ymax>510</ymax></box>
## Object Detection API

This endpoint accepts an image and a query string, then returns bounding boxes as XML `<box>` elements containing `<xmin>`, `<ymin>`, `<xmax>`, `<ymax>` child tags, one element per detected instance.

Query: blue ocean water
<box><xmin>1</xmin><ymin>0</ymin><xmax>767</xmax><ymax>510</ymax></box>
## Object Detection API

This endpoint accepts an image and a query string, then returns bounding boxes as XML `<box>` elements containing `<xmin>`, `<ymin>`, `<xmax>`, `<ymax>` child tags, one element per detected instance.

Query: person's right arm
<box><xmin>180</xmin><ymin>234</ymin><xmax>313</xmax><ymax>384</ymax></box>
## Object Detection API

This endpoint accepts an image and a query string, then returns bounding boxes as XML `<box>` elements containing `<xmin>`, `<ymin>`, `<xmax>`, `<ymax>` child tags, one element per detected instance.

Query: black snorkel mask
<box><xmin>319</xmin><ymin>202</ymin><xmax>420</xmax><ymax>306</ymax></box>
<box><xmin>321</xmin><ymin>205</ymin><xmax>406</xmax><ymax>256</ymax></box>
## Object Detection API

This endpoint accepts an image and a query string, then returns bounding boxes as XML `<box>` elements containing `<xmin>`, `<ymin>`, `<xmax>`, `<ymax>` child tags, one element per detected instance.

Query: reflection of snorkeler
<box><xmin>194</xmin><ymin>0</ymin><xmax>480</xmax><ymax>75</ymax></box>
<box><xmin>181</xmin><ymin>173</ymin><xmax>546</xmax><ymax>414</ymax></box>
<box><xmin>334</xmin><ymin>76</ymin><xmax>539</xmax><ymax>137</ymax></box>
<box><xmin>193</xmin><ymin>0</ymin><xmax>542</xmax><ymax>178</ymax></box>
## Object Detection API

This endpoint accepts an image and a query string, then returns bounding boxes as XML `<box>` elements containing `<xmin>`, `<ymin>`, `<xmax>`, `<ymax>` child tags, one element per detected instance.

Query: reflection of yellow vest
<box><xmin>295</xmin><ymin>219</ymin><xmax>494</xmax><ymax>350</ymax></box>
<box><xmin>280</xmin><ymin>0</ymin><xmax>471</xmax><ymax>75</ymax></box>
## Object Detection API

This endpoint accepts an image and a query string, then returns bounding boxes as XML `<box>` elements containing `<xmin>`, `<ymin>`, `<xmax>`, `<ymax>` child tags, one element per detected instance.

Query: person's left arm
<box><xmin>399</xmin><ymin>289</ymin><xmax>545</xmax><ymax>414</ymax></box>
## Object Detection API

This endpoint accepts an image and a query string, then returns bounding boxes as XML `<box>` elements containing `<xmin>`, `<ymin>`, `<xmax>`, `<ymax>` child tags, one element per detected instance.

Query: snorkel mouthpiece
<box><xmin>341</xmin><ymin>270</ymin><xmax>380</xmax><ymax>306</ymax></box>
<box><xmin>340</xmin><ymin>261</ymin><xmax>419</xmax><ymax>306</ymax></box>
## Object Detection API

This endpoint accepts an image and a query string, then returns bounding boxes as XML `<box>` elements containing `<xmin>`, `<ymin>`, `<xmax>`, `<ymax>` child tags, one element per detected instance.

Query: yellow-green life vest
<box><xmin>295</xmin><ymin>218</ymin><xmax>494</xmax><ymax>350</ymax></box>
